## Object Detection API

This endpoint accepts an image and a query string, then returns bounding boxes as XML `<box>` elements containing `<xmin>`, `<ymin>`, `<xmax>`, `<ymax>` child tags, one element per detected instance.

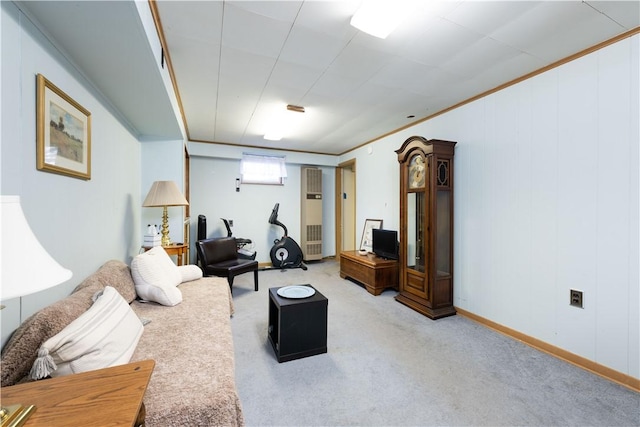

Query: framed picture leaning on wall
<box><xmin>36</xmin><ymin>74</ymin><xmax>91</xmax><ymax>180</ymax></box>
<box><xmin>360</xmin><ymin>219</ymin><xmax>383</xmax><ymax>253</ymax></box>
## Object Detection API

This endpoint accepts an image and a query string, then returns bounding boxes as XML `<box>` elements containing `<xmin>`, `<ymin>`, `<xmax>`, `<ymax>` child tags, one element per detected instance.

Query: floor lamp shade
<box><xmin>1</xmin><ymin>196</ymin><xmax>73</xmax><ymax>301</ymax></box>
<box><xmin>142</xmin><ymin>181</ymin><xmax>188</xmax><ymax>246</ymax></box>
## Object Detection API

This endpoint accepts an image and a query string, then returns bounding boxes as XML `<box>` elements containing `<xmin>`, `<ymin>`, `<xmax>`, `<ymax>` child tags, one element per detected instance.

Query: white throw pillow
<box><xmin>131</xmin><ymin>246</ymin><xmax>182</xmax><ymax>306</ymax></box>
<box><xmin>178</xmin><ymin>264</ymin><xmax>203</xmax><ymax>283</ymax></box>
<box><xmin>30</xmin><ymin>286</ymin><xmax>143</xmax><ymax>380</ymax></box>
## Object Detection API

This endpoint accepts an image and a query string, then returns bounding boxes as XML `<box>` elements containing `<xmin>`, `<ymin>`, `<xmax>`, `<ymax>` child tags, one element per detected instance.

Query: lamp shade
<box><xmin>1</xmin><ymin>196</ymin><xmax>72</xmax><ymax>301</ymax></box>
<box><xmin>142</xmin><ymin>181</ymin><xmax>189</xmax><ymax>207</ymax></box>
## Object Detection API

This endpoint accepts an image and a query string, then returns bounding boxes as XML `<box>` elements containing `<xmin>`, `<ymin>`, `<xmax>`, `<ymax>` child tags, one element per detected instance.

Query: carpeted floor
<box><xmin>230</xmin><ymin>259</ymin><xmax>639</xmax><ymax>426</ymax></box>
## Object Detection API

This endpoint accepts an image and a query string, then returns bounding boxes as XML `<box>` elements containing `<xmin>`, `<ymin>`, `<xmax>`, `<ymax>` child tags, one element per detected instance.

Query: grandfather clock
<box><xmin>396</xmin><ymin>136</ymin><xmax>456</xmax><ymax>319</ymax></box>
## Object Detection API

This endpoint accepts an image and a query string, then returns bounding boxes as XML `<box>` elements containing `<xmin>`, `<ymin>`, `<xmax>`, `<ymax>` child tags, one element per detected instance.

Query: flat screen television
<box><xmin>372</xmin><ymin>228</ymin><xmax>398</xmax><ymax>260</ymax></box>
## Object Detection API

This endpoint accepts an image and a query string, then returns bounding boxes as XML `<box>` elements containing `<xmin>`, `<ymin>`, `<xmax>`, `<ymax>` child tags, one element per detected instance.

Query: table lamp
<box><xmin>142</xmin><ymin>181</ymin><xmax>189</xmax><ymax>246</ymax></box>
<box><xmin>1</xmin><ymin>195</ymin><xmax>73</xmax><ymax>426</ymax></box>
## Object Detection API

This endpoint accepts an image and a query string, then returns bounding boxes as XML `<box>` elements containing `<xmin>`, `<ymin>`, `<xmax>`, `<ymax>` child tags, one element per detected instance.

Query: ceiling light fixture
<box><xmin>350</xmin><ymin>1</ymin><xmax>417</xmax><ymax>39</ymax></box>
<box><xmin>264</xmin><ymin>132</ymin><xmax>283</xmax><ymax>141</ymax></box>
<box><xmin>264</xmin><ymin>104</ymin><xmax>307</xmax><ymax>141</ymax></box>
<box><xmin>286</xmin><ymin>104</ymin><xmax>305</xmax><ymax>113</ymax></box>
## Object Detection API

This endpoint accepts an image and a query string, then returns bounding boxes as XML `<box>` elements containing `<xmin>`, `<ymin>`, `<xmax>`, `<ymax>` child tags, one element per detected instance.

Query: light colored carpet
<box><xmin>230</xmin><ymin>259</ymin><xmax>639</xmax><ymax>426</ymax></box>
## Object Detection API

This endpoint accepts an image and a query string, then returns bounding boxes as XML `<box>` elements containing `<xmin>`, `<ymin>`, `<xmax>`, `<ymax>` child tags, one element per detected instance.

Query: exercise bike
<box><xmin>266</xmin><ymin>203</ymin><xmax>307</xmax><ymax>271</ymax></box>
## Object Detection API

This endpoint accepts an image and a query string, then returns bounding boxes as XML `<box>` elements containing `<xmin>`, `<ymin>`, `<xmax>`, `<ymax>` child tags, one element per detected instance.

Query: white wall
<box><xmin>1</xmin><ymin>2</ymin><xmax>142</xmax><ymax>345</ymax></box>
<box><xmin>341</xmin><ymin>139</ymin><xmax>402</xmax><ymax>243</ymax></box>
<box><xmin>140</xmin><ymin>140</ymin><xmax>186</xmax><ymax>246</ymax></box>
<box><xmin>341</xmin><ymin>35</ymin><xmax>639</xmax><ymax>379</ymax></box>
<box><xmin>189</xmin><ymin>142</ymin><xmax>336</xmax><ymax>264</ymax></box>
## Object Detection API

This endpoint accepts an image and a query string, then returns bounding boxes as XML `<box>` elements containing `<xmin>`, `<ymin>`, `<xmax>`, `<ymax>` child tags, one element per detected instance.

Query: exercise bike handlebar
<box><xmin>268</xmin><ymin>203</ymin><xmax>288</xmax><ymax>236</ymax></box>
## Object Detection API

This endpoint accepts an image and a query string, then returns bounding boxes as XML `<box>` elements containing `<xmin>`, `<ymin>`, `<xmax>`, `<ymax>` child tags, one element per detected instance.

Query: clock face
<box><xmin>409</xmin><ymin>155</ymin><xmax>425</xmax><ymax>189</ymax></box>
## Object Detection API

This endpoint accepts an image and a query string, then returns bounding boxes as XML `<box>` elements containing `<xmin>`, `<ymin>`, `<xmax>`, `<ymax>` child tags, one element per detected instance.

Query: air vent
<box><xmin>301</xmin><ymin>167</ymin><xmax>323</xmax><ymax>261</ymax></box>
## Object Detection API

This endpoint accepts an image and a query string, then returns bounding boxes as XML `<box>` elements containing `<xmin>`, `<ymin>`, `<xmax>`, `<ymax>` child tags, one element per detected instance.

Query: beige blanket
<box><xmin>130</xmin><ymin>277</ymin><xmax>244</xmax><ymax>427</ymax></box>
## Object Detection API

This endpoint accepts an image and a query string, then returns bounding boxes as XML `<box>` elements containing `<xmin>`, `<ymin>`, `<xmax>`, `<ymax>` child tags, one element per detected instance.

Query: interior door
<box><xmin>335</xmin><ymin>160</ymin><xmax>356</xmax><ymax>254</ymax></box>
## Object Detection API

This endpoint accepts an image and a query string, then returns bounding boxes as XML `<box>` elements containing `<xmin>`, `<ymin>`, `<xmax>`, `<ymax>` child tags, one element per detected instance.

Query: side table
<box><xmin>143</xmin><ymin>243</ymin><xmax>187</xmax><ymax>265</ymax></box>
<box><xmin>0</xmin><ymin>359</ymin><xmax>154</xmax><ymax>426</ymax></box>
<box><xmin>268</xmin><ymin>285</ymin><xmax>328</xmax><ymax>363</ymax></box>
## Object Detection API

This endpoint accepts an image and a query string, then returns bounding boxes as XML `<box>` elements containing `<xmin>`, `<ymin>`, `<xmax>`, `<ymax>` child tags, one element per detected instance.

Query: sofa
<box><xmin>0</xmin><ymin>251</ymin><xmax>244</xmax><ymax>426</ymax></box>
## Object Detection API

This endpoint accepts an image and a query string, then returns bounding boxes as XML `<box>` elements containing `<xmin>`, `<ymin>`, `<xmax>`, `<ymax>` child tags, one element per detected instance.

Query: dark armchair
<box><xmin>196</xmin><ymin>237</ymin><xmax>258</xmax><ymax>293</ymax></box>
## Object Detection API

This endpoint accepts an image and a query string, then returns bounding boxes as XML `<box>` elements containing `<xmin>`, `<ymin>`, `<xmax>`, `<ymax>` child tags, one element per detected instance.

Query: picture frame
<box><xmin>36</xmin><ymin>74</ymin><xmax>91</xmax><ymax>180</ymax></box>
<box><xmin>360</xmin><ymin>219</ymin><xmax>383</xmax><ymax>253</ymax></box>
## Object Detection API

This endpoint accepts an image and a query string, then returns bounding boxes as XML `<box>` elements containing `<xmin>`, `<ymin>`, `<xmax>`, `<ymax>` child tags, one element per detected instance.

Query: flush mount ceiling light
<box><xmin>264</xmin><ymin>104</ymin><xmax>307</xmax><ymax>141</ymax></box>
<box><xmin>350</xmin><ymin>1</ymin><xmax>417</xmax><ymax>39</ymax></box>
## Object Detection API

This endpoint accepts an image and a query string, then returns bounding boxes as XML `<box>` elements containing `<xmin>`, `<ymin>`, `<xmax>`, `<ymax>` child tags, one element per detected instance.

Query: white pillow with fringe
<box><xmin>30</xmin><ymin>286</ymin><xmax>143</xmax><ymax>380</ymax></box>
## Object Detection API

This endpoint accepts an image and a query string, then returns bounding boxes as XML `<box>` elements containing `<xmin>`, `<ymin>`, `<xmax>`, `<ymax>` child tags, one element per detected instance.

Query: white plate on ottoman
<box><xmin>277</xmin><ymin>285</ymin><xmax>315</xmax><ymax>299</ymax></box>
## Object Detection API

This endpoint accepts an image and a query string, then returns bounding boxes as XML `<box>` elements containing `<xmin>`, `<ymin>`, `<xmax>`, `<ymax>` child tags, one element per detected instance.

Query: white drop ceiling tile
<box><xmin>403</xmin><ymin>18</ymin><xmax>484</xmax><ymax>66</ymax></box>
<box><xmin>400</xmin><ymin>95</ymin><xmax>440</xmax><ymax>118</ymax></box>
<box><xmin>297</xmin><ymin>90</ymin><xmax>343</xmax><ymax>115</ymax></box>
<box><xmin>279</xmin><ymin>25</ymin><xmax>351</xmax><ymax>69</ymax></box>
<box><xmin>309</xmin><ymin>72</ymin><xmax>363</xmax><ymax>101</ymax></box>
<box><xmin>347</xmin><ymin>82</ymin><xmax>400</xmax><ymax>108</ymax></box>
<box><xmin>169</xmin><ymin>37</ymin><xmax>220</xmax><ymax>86</ymax></box>
<box><xmin>348</xmin><ymin>31</ymin><xmax>400</xmax><ymax>58</ymax></box>
<box><xmin>295</xmin><ymin>0</ymin><xmax>361</xmax><ymax>39</ymax></box>
<box><xmin>215</xmin><ymin>111</ymin><xmax>253</xmax><ymax>135</ymax></box>
<box><xmin>330</xmin><ymin>112</ymin><xmax>390</xmax><ymax>142</ymax></box>
<box><xmin>230</xmin><ymin>0</ymin><xmax>302</xmax><ymax>23</ymax></box>
<box><xmin>216</xmin><ymin>82</ymin><xmax>263</xmax><ymax>118</ymax></box>
<box><xmin>489</xmin><ymin>2</ymin><xmax>576</xmax><ymax>45</ymax></box>
<box><xmin>588</xmin><ymin>1</ymin><xmax>640</xmax><ymax>29</ymax></box>
<box><xmin>222</xmin><ymin>3</ymin><xmax>292</xmax><ymax>59</ymax></box>
<box><xmin>266</xmin><ymin>61</ymin><xmax>325</xmax><ymax>99</ymax></box>
<box><xmin>441</xmin><ymin>37</ymin><xmax>523</xmax><ymax>79</ymax></box>
<box><xmin>489</xmin><ymin>1</ymin><xmax>624</xmax><ymax>61</ymax></box>
<box><xmin>164</xmin><ymin>31</ymin><xmax>220</xmax><ymax>63</ymax></box>
<box><xmin>525</xmin><ymin>24</ymin><xmax>627</xmax><ymax>64</ymax></box>
<box><xmin>416</xmin><ymin>68</ymin><xmax>466</xmax><ymax>97</ymax></box>
<box><xmin>219</xmin><ymin>47</ymin><xmax>276</xmax><ymax>85</ymax></box>
<box><xmin>156</xmin><ymin>1</ymin><xmax>223</xmax><ymax>44</ymax></box>
<box><xmin>369</xmin><ymin>57</ymin><xmax>438</xmax><ymax>92</ymax></box>
<box><xmin>328</xmin><ymin>42</ymin><xmax>393</xmax><ymax>80</ymax></box>
<box><xmin>215</xmin><ymin>110</ymin><xmax>257</xmax><ymax>140</ymax></box>
<box><xmin>444</xmin><ymin>1</ymin><xmax>539</xmax><ymax>36</ymax></box>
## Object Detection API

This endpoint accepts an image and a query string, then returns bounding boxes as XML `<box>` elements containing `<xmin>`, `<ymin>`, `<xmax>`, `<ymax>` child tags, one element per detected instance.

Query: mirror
<box><xmin>406</xmin><ymin>192</ymin><xmax>425</xmax><ymax>272</ymax></box>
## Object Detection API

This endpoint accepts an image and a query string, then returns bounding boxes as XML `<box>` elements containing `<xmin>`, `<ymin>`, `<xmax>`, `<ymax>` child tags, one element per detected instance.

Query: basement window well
<box><xmin>240</xmin><ymin>153</ymin><xmax>287</xmax><ymax>185</ymax></box>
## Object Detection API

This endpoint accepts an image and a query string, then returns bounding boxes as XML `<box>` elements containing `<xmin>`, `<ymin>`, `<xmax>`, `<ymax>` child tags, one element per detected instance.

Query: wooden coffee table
<box><xmin>0</xmin><ymin>359</ymin><xmax>154</xmax><ymax>426</ymax></box>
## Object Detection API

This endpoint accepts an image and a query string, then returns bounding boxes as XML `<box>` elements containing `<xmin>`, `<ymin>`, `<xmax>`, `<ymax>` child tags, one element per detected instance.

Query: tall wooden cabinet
<box><xmin>395</xmin><ymin>136</ymin><xmax>456</xmax><ymax>320</ymax></box>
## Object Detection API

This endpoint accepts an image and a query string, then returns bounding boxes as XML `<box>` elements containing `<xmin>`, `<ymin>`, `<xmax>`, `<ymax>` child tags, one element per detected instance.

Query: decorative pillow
<box><xmin>30</xmin><ymin>286</ymin><xmax>143</xmax><ymax>380</ymax></box>
<box><xmin>178</xmin><ymin>264</ymin><xmax>203</xmax><ymax>283</ymax></box>
<box><xmin>131</xmin><ymin>246</ymin><xmax>182</xmax><ymax>306</ymax></box>
<box><xmin>1</xmin><ymin>281</ymin><xmax>103</xmax><ymax>386</ymax></box>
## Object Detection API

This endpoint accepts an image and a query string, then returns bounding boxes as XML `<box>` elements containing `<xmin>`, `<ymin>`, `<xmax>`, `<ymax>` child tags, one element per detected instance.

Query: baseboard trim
<box><xmin>455</xmin><ymin>307</ymin><xmax>640</xmax><ymax>393</ymax></box>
